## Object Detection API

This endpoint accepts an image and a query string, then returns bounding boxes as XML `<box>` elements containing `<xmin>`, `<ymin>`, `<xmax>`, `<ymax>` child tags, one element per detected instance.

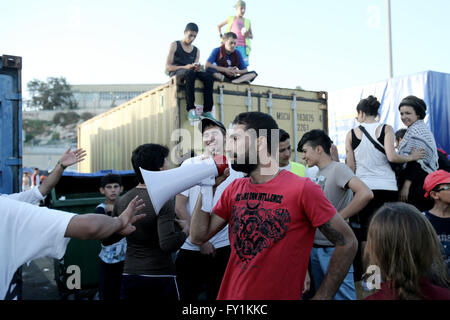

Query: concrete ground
<box><xmin>22</xmin><ymin>257</ymin><xmax>60</xmax><ymax>300</ymax></box>
<box><xmin>21</xmin><ymin>257</ymin><xmax>374</xmax><ymax>300</ymax></box>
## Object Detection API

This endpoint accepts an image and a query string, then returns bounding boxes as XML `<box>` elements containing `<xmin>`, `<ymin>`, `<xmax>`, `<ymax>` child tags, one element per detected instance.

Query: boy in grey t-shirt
<box><xmin>298</xmin><ymin>130</ymin><xmax>373</xmax><ymax>300</ymax></box>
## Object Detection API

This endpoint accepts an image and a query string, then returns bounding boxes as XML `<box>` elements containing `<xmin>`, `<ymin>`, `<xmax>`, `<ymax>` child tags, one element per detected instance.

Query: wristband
<box><xmin>57</xmin><ymin>160</ymin><xmax>68</xmax><ymax>170</ymax></box>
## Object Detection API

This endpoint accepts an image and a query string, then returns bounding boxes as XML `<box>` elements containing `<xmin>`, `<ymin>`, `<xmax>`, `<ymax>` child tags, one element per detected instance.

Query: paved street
<box><xmin>22</xmin><ymin>257</ymin><xmax>60</xmax><ymax>300</ymax></box>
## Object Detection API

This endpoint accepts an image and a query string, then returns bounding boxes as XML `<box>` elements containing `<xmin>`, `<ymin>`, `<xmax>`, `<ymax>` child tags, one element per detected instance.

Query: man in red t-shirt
<box><xmin>190</xmin><ymin>112</ymin><xmax>358</xmax><ymax>300</ymax></box>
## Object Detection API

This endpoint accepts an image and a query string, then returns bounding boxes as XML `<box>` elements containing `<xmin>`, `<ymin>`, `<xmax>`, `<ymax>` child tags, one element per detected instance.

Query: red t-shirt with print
<box><xmin>213</xmin><ymin>170</ymin><xmax>337</xmax><ymax>300</ymax></box>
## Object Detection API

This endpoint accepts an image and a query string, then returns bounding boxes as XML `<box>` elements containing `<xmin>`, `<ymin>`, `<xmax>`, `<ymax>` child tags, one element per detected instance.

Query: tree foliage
<box><xmin>52</xmin><ymin>111</ymin><xmax>81</xmax><ymax>126</ymax></box>
<box><xmin>27</xmin><ymin>77</ymin><xmax>78</xmax><ymax>110</ymax></box>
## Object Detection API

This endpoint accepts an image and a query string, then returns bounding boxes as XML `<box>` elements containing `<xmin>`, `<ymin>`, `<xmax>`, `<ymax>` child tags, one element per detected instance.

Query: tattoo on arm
<box><xmin>319</xmin><ymin>221</ymin><xmax>346</xmax><ymax>246</ymax></box>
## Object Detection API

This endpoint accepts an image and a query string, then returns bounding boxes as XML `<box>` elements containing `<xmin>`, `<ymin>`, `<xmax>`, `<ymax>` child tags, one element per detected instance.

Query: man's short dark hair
<box><xmin>131</xmin><ymin>143</ymin><xmax>169</xmax><ymax>184</ymax></box>
<box><xmin>232</xmin><ymin>112</ymin><xmax>279</xmax><ymax>154</ymax></box>
<box><xmin>101</xmin><ymin>173</ymin><xmax>122</xmax><ymax>188</ymax></box>
<box><xmin>185</xmin><ymin>23</ymin><xmax>199</xmax><ymax>33</ymax></box>
<box><xmin>223</xmin><ymin>32</ymin><xmax>237</xmax><ymax>40</ymax></box>
<box><xmin>279</xmin><ymin>129</ymin><xmax>290</xmax><ymax>143</ymax></box>
<box><xmin>298</xmin><ymin>129</ymin><xmax>332</xmax><ymax>155</ymax></box>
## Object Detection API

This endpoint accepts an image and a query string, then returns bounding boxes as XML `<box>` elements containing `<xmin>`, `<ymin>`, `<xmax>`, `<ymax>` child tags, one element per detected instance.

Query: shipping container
<box><xmin>0</xmin><ymin>54</ymin><xmax>22</xmax><ymax>194</ymax></box>
<box><xmin>78</xmin><ymin>77</ymin><xmax>328</xmax><ymax>172</ymax></box>
<box><xmin>0</xmin><ymin>54</ymin><xmax>23</xmax><ymax>300</ymax></box>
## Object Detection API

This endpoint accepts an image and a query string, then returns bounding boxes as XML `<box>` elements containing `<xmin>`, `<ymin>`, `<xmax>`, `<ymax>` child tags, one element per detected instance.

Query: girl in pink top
<box><xmin>217</xmin><ymin>0</ymin><xmax>253</xmax><ymax>67</ymax></box>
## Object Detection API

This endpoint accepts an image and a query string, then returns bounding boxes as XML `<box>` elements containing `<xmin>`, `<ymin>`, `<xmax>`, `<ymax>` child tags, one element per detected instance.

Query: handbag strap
<box><xmin>358</xmin><ymin>125</ymin><xmax>386</xmax><ymax>155</ymax></box>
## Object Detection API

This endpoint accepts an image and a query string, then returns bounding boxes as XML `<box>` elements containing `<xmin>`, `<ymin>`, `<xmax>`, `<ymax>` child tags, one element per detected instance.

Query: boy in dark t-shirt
<box><xmin>165</xmin><ymin>22</ymin><xmax>215</xmax><ymax>122</ymax></box>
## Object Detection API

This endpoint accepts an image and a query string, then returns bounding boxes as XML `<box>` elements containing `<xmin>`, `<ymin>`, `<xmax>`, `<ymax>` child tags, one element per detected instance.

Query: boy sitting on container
<box><xmin>205</xmin><ymin>32</ymin><xmax>257</xmax><ymax>84</ymax></box>
<box><xmin>96</xmin><ymin>173</ymin><xmax>126</xmax><ymax>300</ymax></box>
<box><xmin>166</xmin><ymin>22</ymin><xmax>215</xmax><ymax>122</ymax></box>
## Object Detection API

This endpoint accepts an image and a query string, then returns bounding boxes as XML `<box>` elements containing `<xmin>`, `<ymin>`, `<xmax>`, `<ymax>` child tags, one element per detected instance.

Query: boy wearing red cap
<box><xmin>423</xmin><ymin>170</ymin><xmax>450</xmax><ymax>273</ymax></box>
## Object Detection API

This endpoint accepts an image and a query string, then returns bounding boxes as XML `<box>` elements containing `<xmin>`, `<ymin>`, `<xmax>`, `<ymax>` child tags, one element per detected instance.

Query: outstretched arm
<box><xmin>312</xmin><ymin>213</ymin><xmax>358</xmax><ymax>300</ymax></box>
<box><xmin>65</xmin><ymin>196</ymin><xmax>145</xmax><ymax>240</ymax></box>
<box><xmin>38</xmin><ymin>147</ymin><xmax>86</xmax><ymax>197</ymax></box>
<box><xmin>384</xmin><ymin>125</ymin><xmax>424</xmax><ymax>163</ymax></box>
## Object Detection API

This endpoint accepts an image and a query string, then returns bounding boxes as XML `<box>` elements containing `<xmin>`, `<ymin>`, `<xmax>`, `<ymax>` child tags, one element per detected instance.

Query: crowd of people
<box><xmin>2</xmin><ymin>92</ymin><xmax>449</xmax><ymax>301</ymax></box>
<box><xmin>1</xmin><ymin>1</ymin><xmax>449</xmax><ymax>300</ymax></box>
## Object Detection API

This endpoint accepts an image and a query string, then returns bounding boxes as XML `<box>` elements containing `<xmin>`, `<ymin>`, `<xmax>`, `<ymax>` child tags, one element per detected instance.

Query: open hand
<box><xmin>118</xmin><ymin>196</ymin><xmax>146</xmax><ymax>235</ymax></box>
<box><xmin>59</xmin><ymin>147</ymin><xmax>87</xmax><ymax>168</ymax></box>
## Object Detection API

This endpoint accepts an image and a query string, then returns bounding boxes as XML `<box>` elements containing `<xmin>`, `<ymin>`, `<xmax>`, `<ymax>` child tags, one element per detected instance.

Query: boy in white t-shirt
<box><xmin>175</xmin><ymin>117</ymin><xmax>243</xmax><ymax>300</ymax></box>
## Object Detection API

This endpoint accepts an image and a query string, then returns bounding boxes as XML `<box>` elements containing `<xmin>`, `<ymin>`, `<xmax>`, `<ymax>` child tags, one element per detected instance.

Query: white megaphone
<box><xmin>140</xmin><ymin>155</ymin><xmax>228</xmax><ymax>215</ymax></box>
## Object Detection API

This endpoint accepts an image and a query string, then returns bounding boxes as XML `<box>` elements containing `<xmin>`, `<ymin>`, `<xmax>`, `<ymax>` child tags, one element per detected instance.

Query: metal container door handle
<box><xmin>291</xmin><ymin>95</ymin><xmax>298</xmax><ymax>162</ymax></box>
<box><xmin>246</xmin><ymin>88</ymin><xmax>252</xmax><ymax>112</ymax></box>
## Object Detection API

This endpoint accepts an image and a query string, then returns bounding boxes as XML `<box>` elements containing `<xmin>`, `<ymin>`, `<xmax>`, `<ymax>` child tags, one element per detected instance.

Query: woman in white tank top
<box><xmin>344</xmin><ymin>96</ymin><xmax>425</xmax><ymax>256</ymax></box>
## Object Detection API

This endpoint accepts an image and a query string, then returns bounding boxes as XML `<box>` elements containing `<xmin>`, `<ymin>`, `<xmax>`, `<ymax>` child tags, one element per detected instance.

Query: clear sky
<box><xmin>2</xmin><ymin>0</ymin><xmax>450</xmax><ymax>97</ymax></box>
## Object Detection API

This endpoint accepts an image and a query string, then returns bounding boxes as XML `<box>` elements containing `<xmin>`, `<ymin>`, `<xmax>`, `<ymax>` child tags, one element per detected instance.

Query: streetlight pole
<box><xmin>387</xmin><ymin>0</ymin><xmax>393</xmax><ymax>78</ymax></box>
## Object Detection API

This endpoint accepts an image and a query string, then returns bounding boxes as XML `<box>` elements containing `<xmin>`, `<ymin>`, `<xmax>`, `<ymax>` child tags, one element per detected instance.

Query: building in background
<box><xmin>23</xmin><ymin>83</ymin><xmax>161</xmax><ymax>171</ymax></box>
<box><xmin>71</xmin><ymin>84</ymin><xmax>160</xmax><ymax>113</ymax></box>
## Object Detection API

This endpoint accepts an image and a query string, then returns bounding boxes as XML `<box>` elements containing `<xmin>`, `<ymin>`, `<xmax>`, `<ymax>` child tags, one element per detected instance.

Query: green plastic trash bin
<box><xmin>49</xmin><ymin>170</ymin><xmax>137</xmax><ymax>299</ymax></box>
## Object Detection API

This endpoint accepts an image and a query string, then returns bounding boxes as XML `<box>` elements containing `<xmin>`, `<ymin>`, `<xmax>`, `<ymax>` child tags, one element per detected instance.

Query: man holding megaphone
<box><xmin>189</xmin><ymin>112</ymin><xmax>358</xmax><ymax>300</ymax></box>
<box><xmin>174</xmin><ymin>117</ymin><xmax>244</xmax><ymax>301</ymax></box>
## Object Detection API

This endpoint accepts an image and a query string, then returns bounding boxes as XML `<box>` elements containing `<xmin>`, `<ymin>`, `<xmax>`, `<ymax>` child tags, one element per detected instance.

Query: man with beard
<box><xmin>190</xmin><ymin>111</ymin><xmax>358</xmax><ymax>300</ymax></box>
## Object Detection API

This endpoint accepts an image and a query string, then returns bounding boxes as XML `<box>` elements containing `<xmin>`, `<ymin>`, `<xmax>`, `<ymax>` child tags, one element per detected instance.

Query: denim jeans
<box><xmin>310</xmin><ymin>247</ymin><xmax>356</xmax><ymax>300</ymax></box>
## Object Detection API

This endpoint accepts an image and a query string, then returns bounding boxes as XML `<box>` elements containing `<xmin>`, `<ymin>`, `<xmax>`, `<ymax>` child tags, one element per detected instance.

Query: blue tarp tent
<box><xmin>328</xmin><ymin>70</ymin><xmax>450</xmax><ymax>159</ymax></box>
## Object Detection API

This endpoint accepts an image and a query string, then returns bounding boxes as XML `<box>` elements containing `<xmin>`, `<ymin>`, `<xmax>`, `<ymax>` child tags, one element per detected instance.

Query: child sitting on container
<box><xmin>165</xmin><ymin>22</ymin><xmax>215</xmax><ymax>122</ymax></box>
<box><xmin>96</xmin><ymin>173</ymin><xmax>126</xmax><ymax>300</ymax></box>
<box><xmin>205</xmin><ymin>32</ymin><xmax>257</xmax><ymax>84</ymax></box>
